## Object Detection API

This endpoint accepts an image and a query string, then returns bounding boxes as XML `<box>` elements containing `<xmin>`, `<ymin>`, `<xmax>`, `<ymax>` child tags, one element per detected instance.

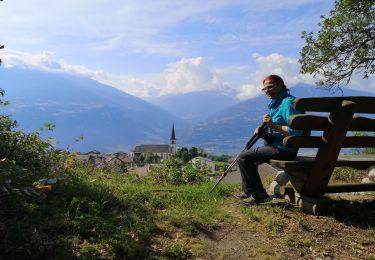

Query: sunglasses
<box><xmin>261</xmin><ymin>85</ymin><xmax>275</xmax><ymax>92</ymax></box>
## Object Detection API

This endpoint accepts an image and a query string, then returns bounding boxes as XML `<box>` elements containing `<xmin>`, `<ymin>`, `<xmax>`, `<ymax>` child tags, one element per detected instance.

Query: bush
<box><xmin>0</xmin><ymin>90</ymin><xmax>73</xmax><ymax>198</ymax></box>
<box><xmin>148</xmin><ymin>158</ymin><xmax>210</xmax><ymax>185</ymax></box>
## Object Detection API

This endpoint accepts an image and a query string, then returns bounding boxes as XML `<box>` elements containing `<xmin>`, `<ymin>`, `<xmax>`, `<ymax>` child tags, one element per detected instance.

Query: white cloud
<box><xmin>2</xmin><ymin>49</ymin><xmax>107</xmax><ymax>80</ymax></box>
<box><xmin>101</xmin><ymin>76</ymin><xmax>160</xmax><ymax>98</ymax></box>
<box><xmin>235</xmin><ymin>53</ymin><xmax>315</xmax><ymax>100</ymax></box>
<box><xmin>162</xmin><ymin>57</ymin><xmax>230</xmax><ymax>95</ymax></box>
<box><xmin>5</xmin><ymin>49</ymin><xmax>373</xmax><ymax>102</ymax></box>
<box><xmin>340</xmin><ymin>73</ymin><xmax>375</xmax><ymax>94</ymax></box>
<box><xmin>2</xmin><ymin>50</ymin><xmax>235</xmax><ymax>97</ymax></box>
<box><xmin>2</xmin><ymin>49</ymin><xmax>164</xmax><ymax>97</ymax></box>
<box><xmin>94</xmin><ymin>57</ymin><xmax>234</xmax><ymax>97</ymax></box>
<box><xmin>236</xmin><ymin>84</ymin><xmax>262</xmax><ymax>100</ymax></box>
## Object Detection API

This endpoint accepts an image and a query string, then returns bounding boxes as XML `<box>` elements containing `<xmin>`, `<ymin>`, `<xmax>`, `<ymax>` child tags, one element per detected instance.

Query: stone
<box><xmin>369</xmin><ymin>169</ymin><xmax>375</xmax><ymax>182</ymax></box>
<box><xmin>361</xmin><ymin>177</ymin><xmax>373</xmax><ymax>184</ymax></box>
<box><xmin>275</xmin><ymin>171</ymin><xmax>290</xmax><ymax>185</ymax></box>
<box><xmin>269</xmin><ymin>180</ymin><xmax>285</xmax><ymax>198</ymax></box>
<box><xmin>35</xmin><ymin>184</ymin><xmax>54</xmax><ymax>193</ymax></box>
<box><xmin>46</xmin><ymin>178</ymin><xmax>58</xmax><ymax>185</ymax></box>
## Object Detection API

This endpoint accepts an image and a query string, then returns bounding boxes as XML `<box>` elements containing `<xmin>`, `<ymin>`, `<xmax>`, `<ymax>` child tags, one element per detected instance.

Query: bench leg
<box><xmin>295</xmin><ymin>193</ymin><xmax>333</xmax><ymax>215</ymax></box>
<box><xmin>284</xmin><ymin>186</ymin><xmax>296</xmax><ymax>204</ymax></box>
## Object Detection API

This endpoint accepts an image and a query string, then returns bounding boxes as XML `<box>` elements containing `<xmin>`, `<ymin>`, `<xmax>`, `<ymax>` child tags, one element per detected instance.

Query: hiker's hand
<box><xmin>263</xmin><ymin>114</ymin><xmax>274</xmax><ymax>127</ymax></box>
<box><xmin>254</xmin><ymin>126</ymin><xmax>267</xmax><ymax>135</ymax></box>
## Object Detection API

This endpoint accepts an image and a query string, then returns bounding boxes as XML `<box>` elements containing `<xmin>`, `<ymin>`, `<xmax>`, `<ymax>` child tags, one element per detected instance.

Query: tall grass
<box><xmin>0</xmin><ymin>162</ymin><xmax>236</xmax><ymax>259</ymax></box>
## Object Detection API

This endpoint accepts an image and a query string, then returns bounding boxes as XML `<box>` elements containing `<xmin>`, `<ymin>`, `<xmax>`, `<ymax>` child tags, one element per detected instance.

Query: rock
<box><xmin>369</xmin><ymin>169</ymin><xmax>375</xmax><ymax>182</ymax></box>
<box><xmin>361</xmin><ymin>177</ymin><xmax>373</xmax><ymax>184</ymax></box>
<box><xmin>275</xmin><ymin>171</ymin><xmax>290</xmax><ymax>185</ymax></box>
<box><xmin>38</xmin><ymin>177</ymin><xmax>66</xmax><ymax>186</ymax></box>
<box><xmin>269</xmin><ymin>181</ymin><xmax>285</xmax><ymax>198</ymax></box>
<box><xmin>35</xmin><ymin>184</ymin><xmax>54</xmax><ymax>193</ymax></box>
<box><xmin>46</xmin><ymin>178</ymin><xmax>58</xmax><ymax>185</ymax></box>
<box><xmin>35</xmin><ymin>184</ymin><xmax>54</xmax><ymax>192</ymax></box>
<box><xmin>37</xmin><ymin>178</ymin><xmax>48</xmax><ymax>185</ymax></box>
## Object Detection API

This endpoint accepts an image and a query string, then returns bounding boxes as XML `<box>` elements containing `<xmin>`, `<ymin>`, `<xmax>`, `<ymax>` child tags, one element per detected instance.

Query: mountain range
<box><xmin>0</xmin><ymin>68</ymin><xmax>185</xmax><ymax>152</ymax></box>
<box><xmin>0</xmin><ymin>67</ymin><xmax>373</xmax><ymax>154</ymax></box>
<box><xmin>146</xmin><ymin>89</ymin><xmax>238</xmax><ymax>123</ymax></box>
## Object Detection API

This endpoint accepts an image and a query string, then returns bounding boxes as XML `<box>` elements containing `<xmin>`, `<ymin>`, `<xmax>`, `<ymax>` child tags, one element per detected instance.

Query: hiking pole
<box><xmin>209</xmin><ymin>122</ymin><xmax>267</xmax><ymax>193</ymax></box>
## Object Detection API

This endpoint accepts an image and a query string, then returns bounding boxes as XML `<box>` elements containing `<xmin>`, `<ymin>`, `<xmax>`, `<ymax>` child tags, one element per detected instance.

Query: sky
<box><xmin>1</xmin><ymin>0</ymin><xmax>373</xmax><ymax>100</ymax></box>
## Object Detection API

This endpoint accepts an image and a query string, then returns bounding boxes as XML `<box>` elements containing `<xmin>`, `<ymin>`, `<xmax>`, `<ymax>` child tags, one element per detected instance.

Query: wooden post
<box><xmin>302</xmin><ymin>100</ymin><xmax>356</xmax><ymax>196</ymax></box>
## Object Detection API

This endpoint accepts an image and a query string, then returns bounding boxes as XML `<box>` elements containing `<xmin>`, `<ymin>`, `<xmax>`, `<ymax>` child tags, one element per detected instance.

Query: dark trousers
<box><xmin>237</xmin><ymin>145</ymin><xmax>297</xmax><ymax>196</ymax></box>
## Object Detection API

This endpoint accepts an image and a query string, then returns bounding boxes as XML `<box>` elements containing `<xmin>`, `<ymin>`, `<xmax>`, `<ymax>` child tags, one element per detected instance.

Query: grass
<box><xmin>1</xmin><ymin>163</ymin><xmax>374</xmax><ymax>259</ymax></box>
<box><xmin>0</xmin><ymin>163</ymin><xmax>237</xmax><ymax>259</ymax></box>
<box><xmin>330</xmin><ymin>166</ymin><xmax>370</xmax><ymax>183</ymax></box>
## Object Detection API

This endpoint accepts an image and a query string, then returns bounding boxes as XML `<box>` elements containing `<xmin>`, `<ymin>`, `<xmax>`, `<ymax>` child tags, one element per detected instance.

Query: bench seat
<box><xmin>270</xmin><ymin>155</ymin><xmax>375</xmax><ymax>172</ymax></box>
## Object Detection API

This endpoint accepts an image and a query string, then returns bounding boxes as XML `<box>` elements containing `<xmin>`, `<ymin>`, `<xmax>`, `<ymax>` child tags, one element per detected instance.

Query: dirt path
<box><xmin>196</xmin><ymin>195</ymin><xmax>375</xmax><ymax>259</ymax></box>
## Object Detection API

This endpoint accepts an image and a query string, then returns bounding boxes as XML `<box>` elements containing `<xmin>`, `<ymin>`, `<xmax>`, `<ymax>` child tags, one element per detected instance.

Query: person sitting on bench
<box><xmin>237</xmin><ymin>75</ymin><xmax>302</xmax><ymax>205</ymax></box>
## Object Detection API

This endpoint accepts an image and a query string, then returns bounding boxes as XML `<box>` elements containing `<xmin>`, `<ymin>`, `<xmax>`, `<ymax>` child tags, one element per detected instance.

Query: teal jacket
<box><xmin>267</xmin><ymin>89</ymin><xmax>302</xmax><ymax>153</ymax></box>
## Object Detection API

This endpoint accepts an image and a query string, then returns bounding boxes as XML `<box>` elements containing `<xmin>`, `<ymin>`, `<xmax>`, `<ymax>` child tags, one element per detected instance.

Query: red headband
<box><xmin>263</xmin><ymin>75</ymin><xmax>284</xmax><ymax>85</ymax></box>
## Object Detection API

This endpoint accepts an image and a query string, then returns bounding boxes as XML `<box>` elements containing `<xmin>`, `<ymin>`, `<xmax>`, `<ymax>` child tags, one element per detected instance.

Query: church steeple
<box><xmin>170</xmin><ymin>124</ymin><xmax>176</xmax><ymax>141</ymax></box>
<box><xmin>169</xmin><ymin>124</ymin><xmax>176</xmax><ymax>155</ymax></box>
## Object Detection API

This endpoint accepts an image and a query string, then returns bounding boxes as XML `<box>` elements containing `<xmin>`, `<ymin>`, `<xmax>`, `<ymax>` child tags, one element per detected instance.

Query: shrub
<box><xmin>148</xmin><ymin>158</ymin><xmax>210</xmax><ymax>185</ymax></box>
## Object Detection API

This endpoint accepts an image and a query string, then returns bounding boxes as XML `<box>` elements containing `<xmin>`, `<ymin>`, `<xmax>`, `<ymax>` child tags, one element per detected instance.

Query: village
<box><xmin>75</xmin><ymin>125</ymin><xmax>219</xmax><ymax>177</ymax></box>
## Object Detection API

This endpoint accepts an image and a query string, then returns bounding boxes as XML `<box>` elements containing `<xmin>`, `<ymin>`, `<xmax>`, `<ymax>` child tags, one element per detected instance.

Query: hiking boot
<box><xmin>234</xmin><ymin>192</ymin><xmax>249</xmax><ymax>199</ymax></box>
<box><xmin>239</xmin><ymin>192</ymin><xmax>271</xmax><ymax>206</ymax></box>
<box><xmin>238</xmin><ymin>195</ymin><xmax>263</xmax><ymax>205</ymax></box>
<box><xmin>254</xmin><ymin>191</ymin><xmax>270</xmax><ymax>201</ymax></box>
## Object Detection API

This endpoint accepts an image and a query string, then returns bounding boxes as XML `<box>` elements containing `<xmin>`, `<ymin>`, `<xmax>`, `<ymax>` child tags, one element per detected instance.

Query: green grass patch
<box><xmin>330</xmin><ymin>167</ymin><xmax>369</xmax><ymax>183</ymax></box>
<box><xmin>0</xmin><ymin>164</ymin><xmax>237</xmax><ymax>259</ymax></box>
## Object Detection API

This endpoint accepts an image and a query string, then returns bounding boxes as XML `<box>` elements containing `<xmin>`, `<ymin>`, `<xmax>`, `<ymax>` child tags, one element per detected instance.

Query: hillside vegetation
<box><xmin>1</xmin><ymin>160</ymin><xmax>374</xmax><ymax>259</ymax></box>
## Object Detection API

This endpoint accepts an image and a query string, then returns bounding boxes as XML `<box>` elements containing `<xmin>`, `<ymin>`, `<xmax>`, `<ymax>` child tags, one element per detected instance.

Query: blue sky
<box><xmin>2</xmin><ymin>0</ymin><xmax>372</xmax><ymax>99</ymax></box>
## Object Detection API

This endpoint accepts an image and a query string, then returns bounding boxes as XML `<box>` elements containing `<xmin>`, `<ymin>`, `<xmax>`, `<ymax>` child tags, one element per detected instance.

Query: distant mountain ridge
<box><xmin>0</xmin><ymin>68</ymin><xmax>185</xmax><ymax>152</ymax></box>
<box><xmin>1</xmin><ymin>68</ymin><xmax>373</xmax><ymax>154</ymax></box>
<box><xmin>146</xmin><ymin>89</ymin><xmax>238</xmax><ymax>123</ymax></box>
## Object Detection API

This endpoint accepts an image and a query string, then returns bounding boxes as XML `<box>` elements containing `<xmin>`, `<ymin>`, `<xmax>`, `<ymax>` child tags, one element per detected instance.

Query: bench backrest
<box><xmin>284</xmin><ymin>96</ymin><xmax>375</xmax><ymax>195</ymax></box>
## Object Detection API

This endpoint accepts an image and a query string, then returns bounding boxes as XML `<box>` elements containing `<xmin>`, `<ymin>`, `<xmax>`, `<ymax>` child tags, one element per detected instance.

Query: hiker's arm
<box><xmin>263</xmin><ymin>114</ymin><xmax>289</xmax><ymax>135</ymax></box>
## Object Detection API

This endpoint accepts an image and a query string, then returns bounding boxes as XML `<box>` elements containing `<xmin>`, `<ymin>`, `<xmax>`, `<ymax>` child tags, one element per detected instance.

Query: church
<box><xmin>130</xmin><ymin>125</ymin><xmax>176</xmax><ymax>162</ymax></box>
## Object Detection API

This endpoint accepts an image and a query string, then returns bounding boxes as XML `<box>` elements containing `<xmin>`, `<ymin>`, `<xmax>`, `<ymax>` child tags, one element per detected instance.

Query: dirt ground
<box><xmin>195</xmin><ymin>193</ymin><xmax>375</xmax><ymax>260</ymax></box>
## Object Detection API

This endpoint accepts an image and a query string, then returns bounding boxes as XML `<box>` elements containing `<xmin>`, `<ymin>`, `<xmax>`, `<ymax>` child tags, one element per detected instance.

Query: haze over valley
<box><xmin>1</xmin><ymin>67</ymin><xmax>373</xmax><ymax>155</ymax></box>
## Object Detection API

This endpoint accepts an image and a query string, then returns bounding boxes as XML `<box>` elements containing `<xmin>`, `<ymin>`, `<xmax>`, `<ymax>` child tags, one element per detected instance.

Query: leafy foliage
<box><xmin>300</xmin><ymin>0</ymin><xmax>375</xmax><ymax>90</ymax></box>
<box><xmin>176</xmin><ymin>146</ymin><xmax>208</xmax><ymax>163</ymax></box>
<box><xmin>353</xmin><ymin>132</ymin><xmax>375</xmax><ymax>154</ymax></box>
<box><xmin>148</xmin><ymin>157</ymin><xmax>210</xmax><ymax>185</ymax></box>
<box><xmin>0</xmin><ymin>91</ymin><xmax>67</xmax><ymax>175</ymax></box>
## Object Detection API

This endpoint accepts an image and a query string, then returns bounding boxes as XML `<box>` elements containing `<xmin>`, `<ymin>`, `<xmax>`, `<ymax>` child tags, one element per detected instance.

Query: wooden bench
<box><xmin>269</xmin><ymin>96</ymin><xmax>375</xmax><ymax>214</ymax></box>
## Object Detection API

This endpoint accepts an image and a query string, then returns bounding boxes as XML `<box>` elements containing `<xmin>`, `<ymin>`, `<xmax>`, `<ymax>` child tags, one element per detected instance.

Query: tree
<box><xmin>197</xmin><ymin>147</ymin><xmax>208</xmax><ymax>158</ymax></box>
<box><xmin>176</xmin><ymin>147</ymin><xmax>189</xmax><ymax>163</ymax></box>
<box><xmin>188</xmin><ymin>147</ymin><xmax>199</xmax><ymax>159</ymax></box>
<box><xmin>144</xmin><ymin>151</ymin><xmax>155</xmax><ymax>163</ymax></box>
<box><xmin>300</xmin><ymin>0</ymin><xmax>375</xmax><ymax>90</ymax></box>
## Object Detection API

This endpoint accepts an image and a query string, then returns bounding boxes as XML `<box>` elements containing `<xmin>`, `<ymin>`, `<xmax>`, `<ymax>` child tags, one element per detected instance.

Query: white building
<box><xmin>130</xmin><ymin>124</ymin><xmax>177</xmax><ymax>162</ymax></box>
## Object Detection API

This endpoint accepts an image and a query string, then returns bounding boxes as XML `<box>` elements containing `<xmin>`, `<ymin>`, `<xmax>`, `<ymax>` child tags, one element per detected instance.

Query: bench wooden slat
<box><xmin>288</xmin><ymin>114</ymin><xmax>375</xmax><ymax>131</ymax></box>
<box><xmin>293</xmin><ymin>96</ymin><xmax>375</xmax><ymax>113</ymax></box>
<box><xmin>283</xmin><ymin>136</ymin><xmax>375</xmax><ymax>148</ymax></box>
<box><xmin>324</xmin><ymin>183</ymin><xmax>375</xmax><ymax>193</ymax></box>
<box><xmin>302</xmin><ymin>100</ymin><xmax>356</xmax><ymax>196</ymax></box>
<box><xmin>270</xmin><ymin>155</ymin><xmax>375</xmax><ymax>171</ymax></box>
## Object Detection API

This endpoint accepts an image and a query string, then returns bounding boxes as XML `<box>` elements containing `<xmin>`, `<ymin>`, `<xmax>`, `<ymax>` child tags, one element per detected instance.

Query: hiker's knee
<box><xmin>238</xmin><ymin>149</ymin><xmax>256</xmax><ymax>163</ymax></box>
